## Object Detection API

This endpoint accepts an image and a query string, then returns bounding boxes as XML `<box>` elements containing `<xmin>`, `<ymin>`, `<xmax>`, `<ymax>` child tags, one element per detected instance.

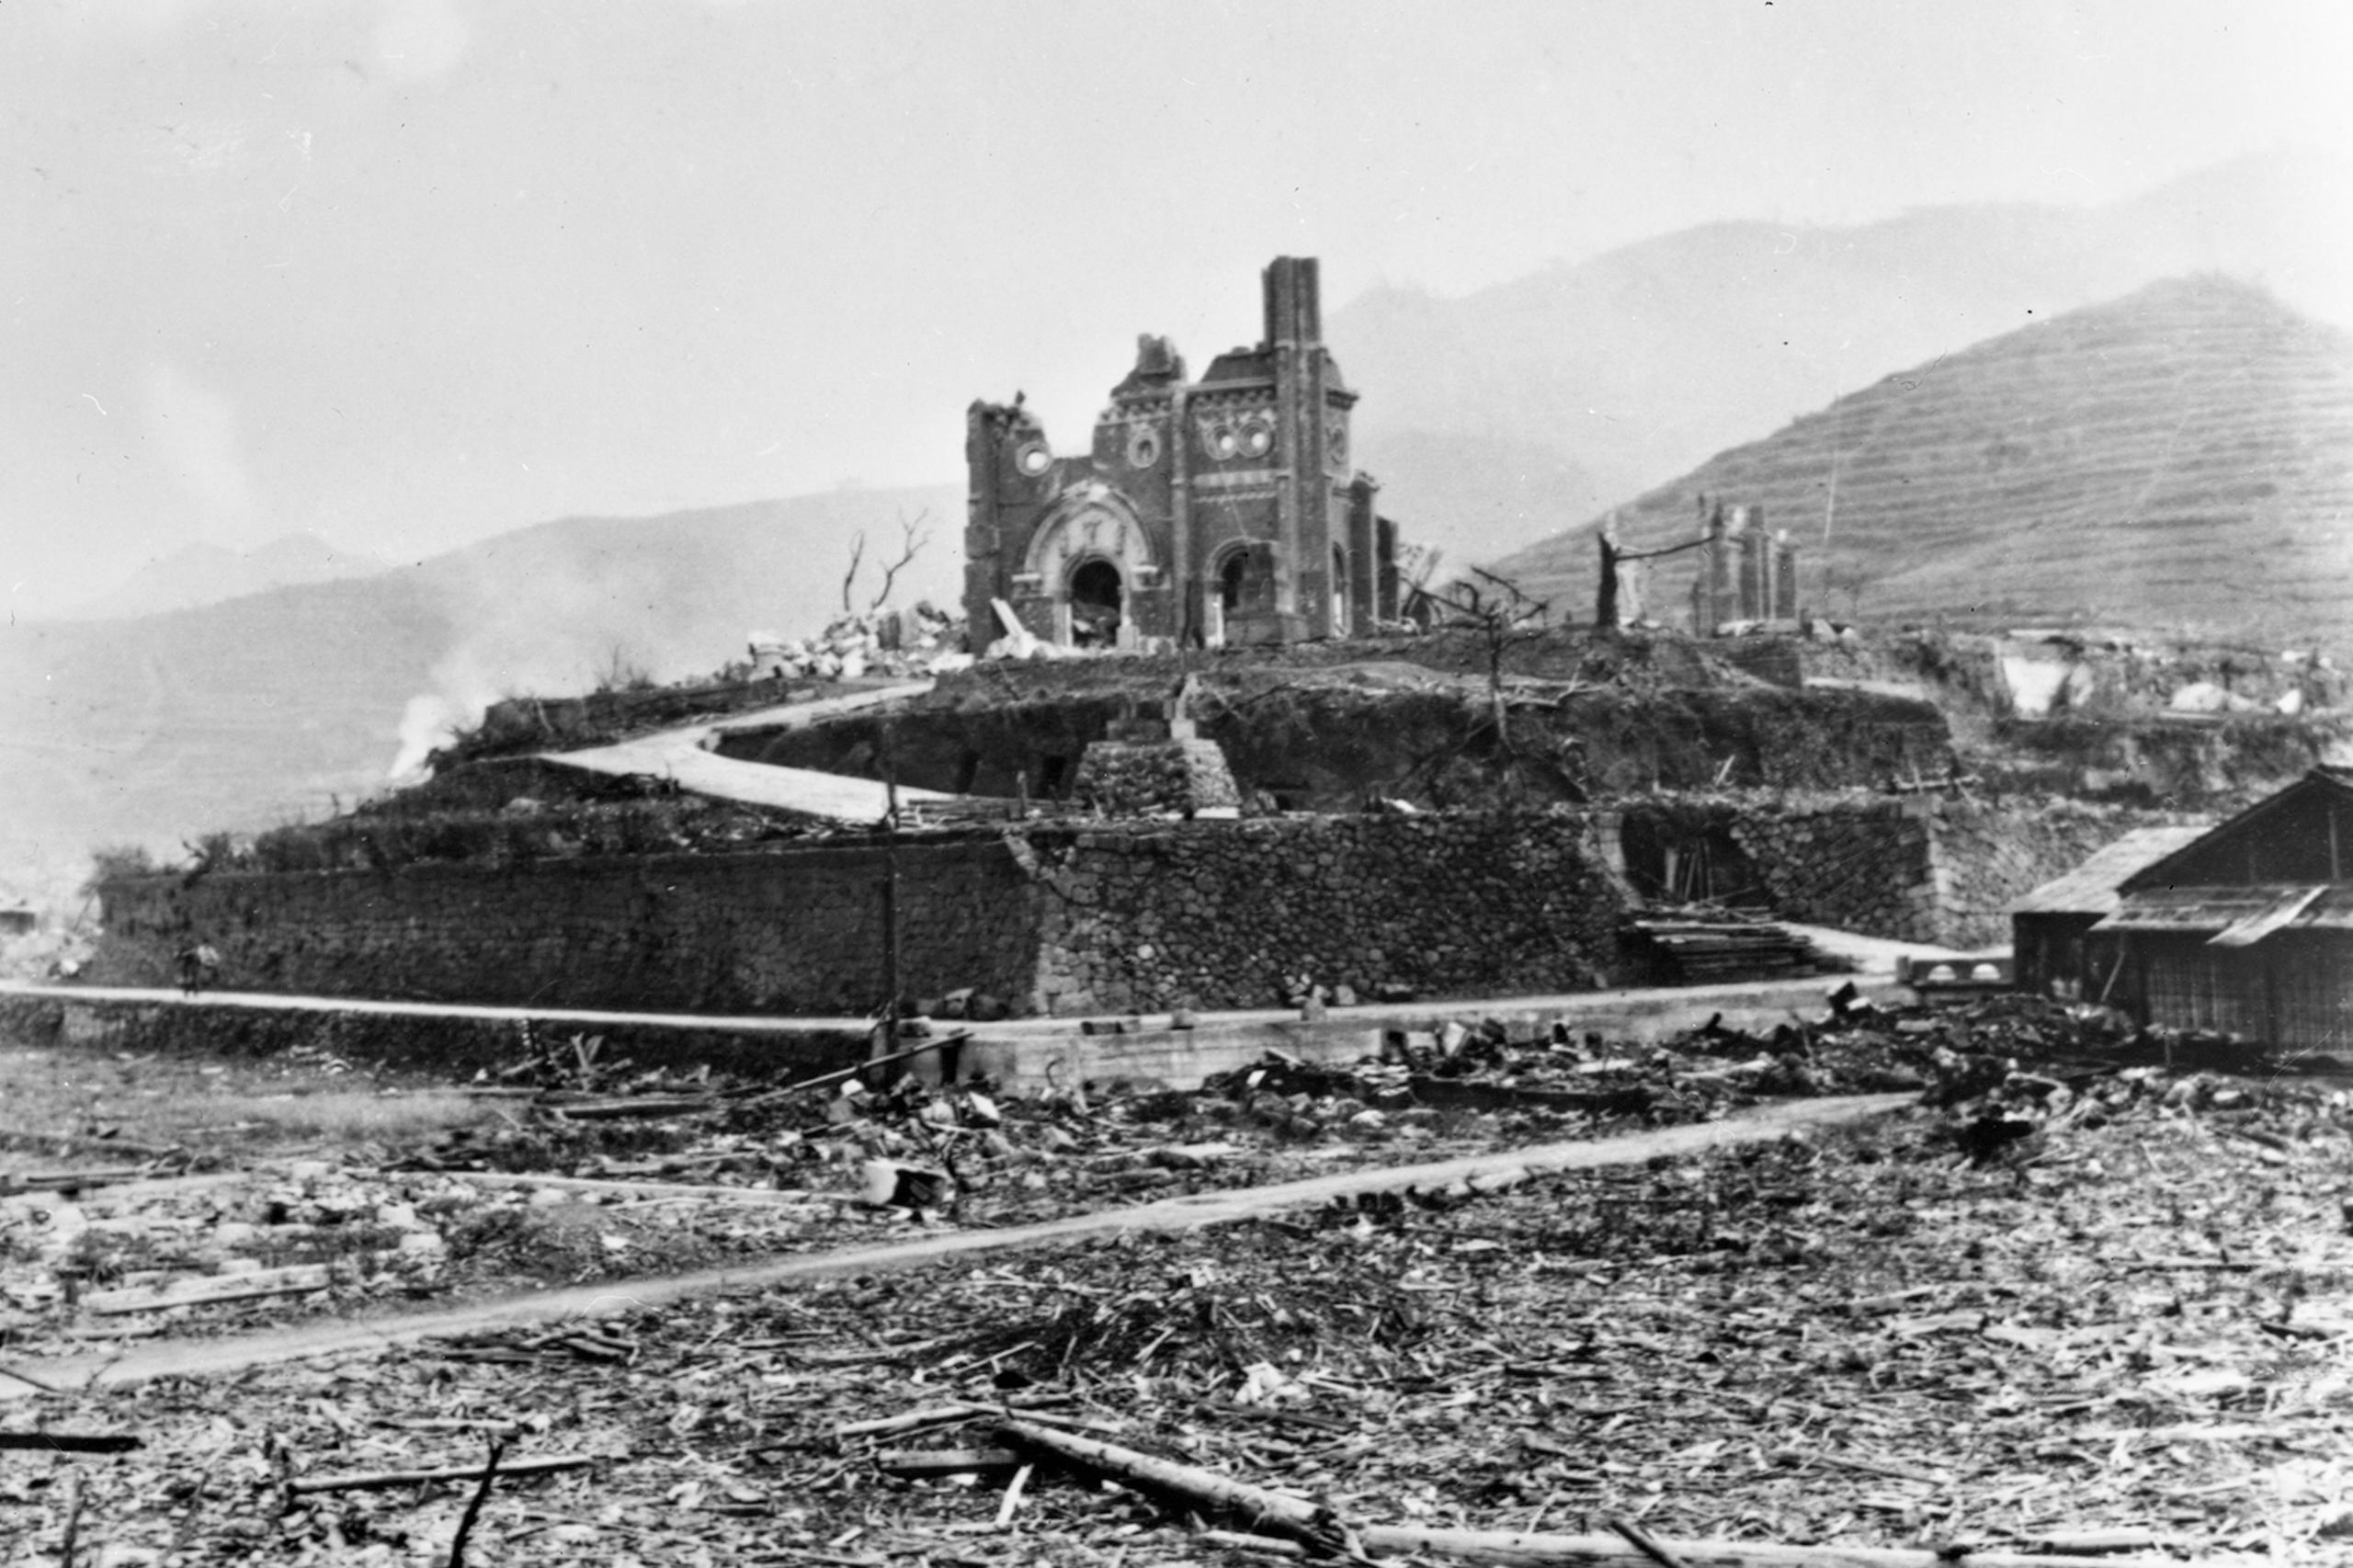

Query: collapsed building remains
<box><xmin>963</xmin><ymin>257</ymin><xmax>1399</xmax><ymax>652</ymax></box>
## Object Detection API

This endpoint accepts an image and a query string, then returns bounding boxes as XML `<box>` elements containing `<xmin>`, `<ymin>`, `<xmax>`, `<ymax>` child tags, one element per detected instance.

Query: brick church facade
<box><xmin>963</xmin><ymin>256</ymin><xmax>1399</xmax><ymax>651</ymax></box>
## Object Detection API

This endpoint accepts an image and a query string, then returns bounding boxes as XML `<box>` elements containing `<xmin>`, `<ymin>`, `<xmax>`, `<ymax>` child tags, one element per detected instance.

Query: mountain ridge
<box><xmin>1487</xmin><ymin>275</ymin><xmax>2353</xmax><ymax>644</ymax></box>
<box><xmin>1335</xmin><ymin>148</ymin><xmax>2353</xmax><ymax>567</ymax></box>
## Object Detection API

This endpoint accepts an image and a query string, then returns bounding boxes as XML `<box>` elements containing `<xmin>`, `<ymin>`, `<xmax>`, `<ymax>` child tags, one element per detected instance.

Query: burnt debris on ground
<box><xmin>0</xmin><ymin>989</ymin><xmax>2346</xmax><ymax>1562</ymax></box>
<box><xmin>2</xmin><ymin>992</ymin><xmax>2339</xmax><ymax>1362</ymax></box>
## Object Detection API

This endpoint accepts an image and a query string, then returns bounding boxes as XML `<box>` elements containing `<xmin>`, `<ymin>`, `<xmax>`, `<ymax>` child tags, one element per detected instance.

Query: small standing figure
<box><xmin>176</xmin><ymin>941</ymin><xmax>222</xmax><ymax>996</ymax></box>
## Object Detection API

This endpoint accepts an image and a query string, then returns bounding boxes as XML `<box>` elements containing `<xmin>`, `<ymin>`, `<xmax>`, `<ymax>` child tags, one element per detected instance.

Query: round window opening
<box><xmin>1242</xmin><ymin>421</ymin><xmax>1273</xmax><ymax>459</ymax></box>
<box><xmin>1211</xmin><ymin>426</ymin><xmax>1239</xmax><ymax>460</ymax></box>
<box><xmin>1127</xmin><ymin>427</ymin><xmax>1161</xmax><ymax>469</ymax></box>
<box><xmin>1017</xmin><ymin>444</ymin><xmax>1052</xmax><ymax>477</ymax></box>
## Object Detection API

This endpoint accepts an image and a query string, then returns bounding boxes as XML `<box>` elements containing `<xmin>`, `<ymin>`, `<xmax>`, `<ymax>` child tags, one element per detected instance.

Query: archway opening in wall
<box><xmin>1331</xmin><ymin>543</ymin><xmax>1349</xmax><ymax>636</ymax></box>
<box><xmin>1220</xmin><ymin>551</ymin><xmax>1249</xmax><ymax>616</ymax></box>
<box><xmin>1068</xmin><ymin>558</ymin><xmax>1123</xmax><ymax>648</ymax></box>
<box><xmin>1208</xmin><ymin>550</ymin><xmax>1250</xmax><ymax>646</ymax></box>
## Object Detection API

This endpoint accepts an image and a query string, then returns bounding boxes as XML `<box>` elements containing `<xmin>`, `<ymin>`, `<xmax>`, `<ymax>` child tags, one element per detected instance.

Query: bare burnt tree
<box><xmin>1424</xmin><ymin>565</ymin><xmax>1553</xmax><ymax>753</ymax></box>
<box><xmin>841</xmin><ymin>508</ymin><xmax>935</xmax><ymax>614</ymax></box>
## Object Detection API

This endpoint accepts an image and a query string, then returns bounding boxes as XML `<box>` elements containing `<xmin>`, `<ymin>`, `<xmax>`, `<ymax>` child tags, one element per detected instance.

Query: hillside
<box><xmin>63</xmin><ymin>535</ymin><xmax>390</xmax><ymax>621</ymax></box>
<box><xmin>1487</xmin><ymin>276</ymin><xmax>2353</xmax><ymax>645</ymax></box>
<box><xmin>1336</xmin><ymin>149</ymin><xmax>2353</xmax><ymax>565</ymax></box>
<box><xmin>0</xmin><ymin>485</ymin><xmax>961</xmax><ymax>862</ymax></box>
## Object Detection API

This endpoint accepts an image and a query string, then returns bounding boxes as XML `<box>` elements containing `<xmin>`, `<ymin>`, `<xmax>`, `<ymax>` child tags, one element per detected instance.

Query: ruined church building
<box><xmin>963</xmin><ymin>256</ymin><xmax>1401</xmax><ymax>652</ymax></box>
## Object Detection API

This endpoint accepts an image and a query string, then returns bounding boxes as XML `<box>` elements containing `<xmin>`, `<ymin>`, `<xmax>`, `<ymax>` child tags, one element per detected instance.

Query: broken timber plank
<box><xmin>538</xmin><ymin>1095</ymin><xmax>719</xmax><ymax>1120</ymax></box>
<box><xmin>82</xmin><ymin>1265</ymin><xmax>331</xmax><ymax>1316</ymax></box>
<box><xmin>0</xmin><ymin>1167</ymin><xmax>153</xmax><ymax>1194</ymax></box>
<box><xmin>0</xmin><ymin>1432</ymin><xmax>141</xmax><ymax>1454</ymax></box>
<box><xmin>289</xmin><ymin>1454</ymin><xmax>596</xmax><ymax>1495</ymax></box>
<box><xmin>441</xmin><ymin>1171</ymin><xmax>857</xmax><ymax>1207</ymax></box>
<box><xmin>875</xmin><ymin>1446</ymin><xmax>1022</xmax><ymax>1478</ymax></box>
<box><xmin>996</xmin><ymin>1420</ymin><xmax>2190</xmax><ymax>1568</ymax></box>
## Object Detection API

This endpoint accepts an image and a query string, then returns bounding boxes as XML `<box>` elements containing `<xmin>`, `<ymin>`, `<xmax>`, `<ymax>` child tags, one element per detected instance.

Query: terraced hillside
<box><xmin>1490</xmin><ymin>276</ymin><xmax>2353</xmax><ymax>648</ymax></box>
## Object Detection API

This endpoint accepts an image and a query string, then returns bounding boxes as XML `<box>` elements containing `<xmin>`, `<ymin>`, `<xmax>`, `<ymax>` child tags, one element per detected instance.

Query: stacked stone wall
<box><xmin>92</xmin><ymin>839</ymin><xmax>1039</xmax><ymax>1016</ymax></box>
<box><xmin>86</xmin><ymin>797</ymin><xmax>2136</xmax><ymax>1025</ymax></box>
<box><xmin>1073</xmin><ymin>739</ymin><xmax>1243</xmax><ymax>817</ymax></box>
<box><xmin>1012</xmin><ymin>812</ymin><xmax>1630</xmax><ymax>1017</ymax></box>
<box><xmin>1722</xmin><ymin>801</ymin><xmax>1940</xmax><ymax>944</ymax></box>
<box><xmin>1706</xmin><ymin>796</ymin><xmax>2165</xmax><ymax>949</ymax></box>
<box><xmin>1923</xmin><ymin>798</ymin><xmax>2169</xmax><ymax>949</ymax></box>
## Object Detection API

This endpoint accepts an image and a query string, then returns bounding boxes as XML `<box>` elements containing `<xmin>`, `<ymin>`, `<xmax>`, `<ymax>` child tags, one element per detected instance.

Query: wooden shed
<box><xmin>2009</xmin><ymin>824</ymin><xmax>2207</xmax><ymax>997</ymax></box>
<box><xmin>2089</xmin><ymin>767</ymin><xmax>2353</xmax><ymax>1049</ymax></box>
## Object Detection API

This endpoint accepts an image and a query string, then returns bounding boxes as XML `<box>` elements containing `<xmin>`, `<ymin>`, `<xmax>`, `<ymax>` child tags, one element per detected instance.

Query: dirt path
<box><xmin>0</xmin><ymin>1092</ymin><xmax>1911</xmax><ymax>1400</ymax></box>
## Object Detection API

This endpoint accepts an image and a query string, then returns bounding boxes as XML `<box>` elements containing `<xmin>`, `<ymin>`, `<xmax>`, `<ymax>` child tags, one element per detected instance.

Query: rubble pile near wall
<box><xmin>1071</xmin><ymin>738</ymin><xmax>1243</xmax><ymax>819</ymax></box>
<box><xmin>747</xmin><ymin>602</ymin><xmax>971</xmax><ymax>682</ymax></box>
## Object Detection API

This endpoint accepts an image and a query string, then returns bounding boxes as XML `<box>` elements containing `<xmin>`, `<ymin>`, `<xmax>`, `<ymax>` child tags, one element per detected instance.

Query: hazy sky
<box><xmin>4</xmin><ymin>0</ymin><xmax>2346</xmax><ymax>613</ymax></box>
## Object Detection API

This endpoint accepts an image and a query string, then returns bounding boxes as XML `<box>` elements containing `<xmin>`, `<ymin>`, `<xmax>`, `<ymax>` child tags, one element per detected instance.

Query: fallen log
<box><xmin>289</xmin><ymin>1454</ymin><xmax>596</xmax><ymax>1495</ymax></box>
<box><xmin>539</xmin><ymin>1095</ymin><xmax>718</xmax><ymax>1121</ymax></box>
<box><xmin>83</xmin><ymin>1265</ymin><xmax>332</xmax><ymax>1316</ymax></box>
<box><xmin>0</xmin><ymin>1167</ymin><xmax>152</xmax><ymax>1194</ymax></box>
<box><xmin>875</xmin><ymin>1446</ymin><xmax>1021</xmax><ymax>1479</ymax></box>
<box><xmin>0</xmin><ymin>1431</ymin><xmax>141</xmax><ymax>1454</ymax></box>
<box><xmin>442</xmin><ymin>1171</ymin><xmax>858</xmax><ymax>1207</ymax></box>
<box><xmin>731</xmin><ymin>1031</ymin><xmax>976</xmax><ymax>1108</ymax></box>
<box><xmin>995</xmin><ymin>1419</ymin><xmax>2188</xmax><ymax>1568</ymax></box>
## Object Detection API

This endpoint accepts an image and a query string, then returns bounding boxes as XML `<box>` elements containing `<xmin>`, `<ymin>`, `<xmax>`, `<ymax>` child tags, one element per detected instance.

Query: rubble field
<box><xmin>0</xmin><ymin>998</ymin><xmax>1934</xmax><ymax>1354</ymax></box>
<box><xmin>0</xmin><ymin>994</ymin><xmax>2347</xmax><ymax>1564</ymax></box>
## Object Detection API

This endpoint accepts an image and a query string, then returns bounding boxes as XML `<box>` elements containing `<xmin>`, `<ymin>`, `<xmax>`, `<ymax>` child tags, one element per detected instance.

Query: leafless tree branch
<box><xmin>865</xmin><ymin>508</ymin><xmax>934</xmax><ymax>612</ymax></box>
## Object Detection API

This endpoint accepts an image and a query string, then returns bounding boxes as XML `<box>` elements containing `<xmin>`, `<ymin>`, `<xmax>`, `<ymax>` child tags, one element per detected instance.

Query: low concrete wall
<box><xmin>0</xmin><ymin>994</ymin><xmax>870</xmax><ymax>1080</ymax></box>
<box><xmin>961</xmin><ymin>976</ymin><xmax>1912</xmax><ymax>1091</ymax></box>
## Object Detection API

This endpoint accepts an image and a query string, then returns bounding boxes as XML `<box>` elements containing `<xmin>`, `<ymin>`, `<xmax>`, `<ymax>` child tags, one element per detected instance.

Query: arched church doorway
<box><xmin>1219</xmin><ymin>552</ymin><xmax>1249</xmax><ymax>618</ymax></box>
<box><xmin>1067</xmin><ymin>558</ymin><xmax>1123</xmax><ymax>648</ymax></box>
<box><xmin>1206</xmin><ymin>543</ymin><xmax>1274</xmax><ymax>647</ymax></box>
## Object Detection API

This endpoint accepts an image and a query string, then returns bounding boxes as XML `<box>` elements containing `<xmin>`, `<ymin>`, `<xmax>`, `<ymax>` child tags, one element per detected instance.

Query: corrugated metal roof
<box><xmin>2010</xmin><ymin>825</ymin><xmax>2212</xmax><ymax>915</ymax></box>
<box><xmin>2093</xmin><ymin>882</ymin><xmax>2353</xmax><ymax>936</ymax></box>
<box><xmin>2211</xmin><ymin>885</ymin><xmax>2330</xmax><ymax>947</ymax></box>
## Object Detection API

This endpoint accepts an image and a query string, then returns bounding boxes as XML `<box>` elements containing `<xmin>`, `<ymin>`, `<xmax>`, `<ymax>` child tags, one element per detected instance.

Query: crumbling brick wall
<box><xmin>1011</xmin><ymin>812</ymin><xmax>1631</xmax><ymax>1017</ymax></box>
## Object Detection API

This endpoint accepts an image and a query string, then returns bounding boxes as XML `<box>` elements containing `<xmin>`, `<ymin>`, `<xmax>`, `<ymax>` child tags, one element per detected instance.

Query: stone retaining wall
<box><xmin>90</xmin><ymin>814</ymin><xmax>1635</xmax><ymax>1019</ymax></box>
<box><xmin>1716</xmin><ymin>796</ymin><xmax>2162</xmax><ymax>949</ymax></box>
<box><xmin>91</xmin><ymin>837</ymin><xmax>1039</xmax><ymax>1016</ymax></box>
<box><xmin>86</xmin><ymin>798</ymin><xmax>2139</xmax><ymax>1022</ymax></box>
<box><xmin>1017</xmin><ymin>812</ymin><xmax>1631</xmax><ymax>1017</ymax></box>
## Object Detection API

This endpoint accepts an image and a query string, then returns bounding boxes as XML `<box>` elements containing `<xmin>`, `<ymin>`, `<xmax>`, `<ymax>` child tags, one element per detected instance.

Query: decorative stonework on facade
<box><xmin>964</xmin><ymin>258</ymin><xmax>1402</xmax><ymax>653</ymax></box>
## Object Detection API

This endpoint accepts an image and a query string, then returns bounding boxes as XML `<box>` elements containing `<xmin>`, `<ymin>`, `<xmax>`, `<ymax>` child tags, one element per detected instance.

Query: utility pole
<box><xmin>876</xmin><ymin>730</ymin><xmax>904</xmax><ymax>1074</ymax></box>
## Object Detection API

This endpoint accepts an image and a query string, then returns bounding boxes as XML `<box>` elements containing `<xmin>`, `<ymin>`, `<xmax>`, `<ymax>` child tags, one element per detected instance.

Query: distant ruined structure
<box><xmin>963</xmin><ymin>256</ymin><xmax>1400</xmax><ymax>651</ymax></box>
<box><xmin>1689</xmin><ymin>501</ymin><xmax>1799</xmax><ymax>633</ymax></box>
